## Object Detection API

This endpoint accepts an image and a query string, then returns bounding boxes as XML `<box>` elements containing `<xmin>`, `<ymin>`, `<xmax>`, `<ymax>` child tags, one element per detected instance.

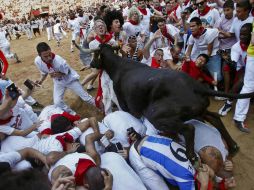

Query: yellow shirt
<box><xmin>247</xmin><ymin>22</ymin><xmax>254</xmax><ymax>57</ymax></box>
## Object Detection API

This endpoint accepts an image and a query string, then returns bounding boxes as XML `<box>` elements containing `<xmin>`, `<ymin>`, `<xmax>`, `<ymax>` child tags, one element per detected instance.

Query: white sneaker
<box><xmin>87</xmin><ymin>84</ymin><xmax>95</xmax><ymax>91</ymax></box>
<box><xmin>215</xmin><ymin>96</ymin><xmax>228</xmax><ymax>101</ymax></box>
<box><xmin>218</xmin><ymin>101</ymin><xmax>232</xmax><ymax>116</ymax></box>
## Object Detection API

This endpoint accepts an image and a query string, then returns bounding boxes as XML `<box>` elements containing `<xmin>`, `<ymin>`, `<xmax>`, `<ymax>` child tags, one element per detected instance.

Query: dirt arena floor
<box><xmin>7</xmin><ymin>32</ymin><xmax>254</xmax><ymax>189</ymax></box>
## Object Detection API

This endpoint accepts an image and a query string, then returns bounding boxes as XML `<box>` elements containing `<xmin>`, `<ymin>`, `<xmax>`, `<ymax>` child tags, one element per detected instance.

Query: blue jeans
<box><xmin>205</xmin><ymin>54</ymin><xmax>222</xmax><ymax>81</ymax></box>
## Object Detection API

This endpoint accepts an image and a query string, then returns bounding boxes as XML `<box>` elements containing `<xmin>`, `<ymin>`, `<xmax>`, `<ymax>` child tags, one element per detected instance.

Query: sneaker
<box><xmin>218</xmin><ymin>101</ymin><xmax>232</xmax><ymax>116</ymax></box>
<box><xmin>234</xmin><ymin>120</ymin><xmax>250</xmax><ymax>133</ymax></box>
<box><xmin>215</xmin><ymin>96</ymin><xmax>228</xmax><ymax>101</ymax></box>
<box><xmin>31</xmin><ymin>102</ymin><xmax>44</xmax><ymax>110</ymax></box>
<box><xmin>87</xmin><ymin>84</ymin><xmax>95</xmax><ymax>91</ymax></box>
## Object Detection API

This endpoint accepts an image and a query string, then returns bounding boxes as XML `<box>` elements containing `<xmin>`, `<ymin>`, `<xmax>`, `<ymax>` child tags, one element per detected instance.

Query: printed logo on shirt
<box><xmin>11</xmin><ymin>115</ymin><xmax>22</xmax><ymax>129</ymax></box>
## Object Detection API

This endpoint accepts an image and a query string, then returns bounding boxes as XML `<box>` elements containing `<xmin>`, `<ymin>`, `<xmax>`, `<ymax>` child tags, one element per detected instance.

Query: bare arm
<box><xmin>185</xmin><ymin>44</ymin><xmax>193</xmax><ymax>57</ymax></box>
<box><xmin>0</xmin><ymin>91</ymin><xmax>17</xmax><ymax>119</ymax></box>
<box><xmin>11</xmin><ymin>121</ymin><xmax>41</xmax><ymax>136</ymax></box>
<box><xmin>207</xmin><ymin>42</ymin><xmax>213</xmax><ymax>56</ymax></box>
<box><xmin>143</xmin><ymin>30</ymin><xmax>162</xmax><ymax>59</ymax></box>
<box><xmin>18</xmin><ymin>148</ymin><xmax>46</xmax><ymax>165</ymax></box>
<box><xmin>36</xmin><ymin>74</ymin><xmax>48</xmax><ymax>85</ymax></box>
<box><xmin>85</xmin><ymin>117</ymin><xmax>101</xmax><ymax>165</ymax></box>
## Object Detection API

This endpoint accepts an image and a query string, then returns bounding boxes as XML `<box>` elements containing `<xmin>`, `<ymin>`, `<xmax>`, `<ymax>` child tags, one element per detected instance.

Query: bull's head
<box><xmin>73</xmin><ymin>42</ymin><xmax>119</xmax><ymax>69</ymax></box>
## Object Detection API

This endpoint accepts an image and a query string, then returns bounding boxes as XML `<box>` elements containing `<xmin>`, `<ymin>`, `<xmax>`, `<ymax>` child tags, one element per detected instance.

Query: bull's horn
<box><xmin>73</xmin><ymin>41</ymin><xmax>99</xmax><ymax>53</ymax></box>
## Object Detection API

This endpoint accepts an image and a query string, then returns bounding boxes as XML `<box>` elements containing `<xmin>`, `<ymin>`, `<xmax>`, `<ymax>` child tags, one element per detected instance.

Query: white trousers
<box><xmin>234</xmin><ymin>56</ymin><xmax>254</xmax><ymax>122</ymax></box>
<box><xmin>129</xmin><ymin>145</ymin><xmax>169</xmax><ymax>190</ymax></box>
<box><xmin>53</xmin><ymin>80</ymin><xmax>95</xmax><ymax>114</ymax></box>
<box><xmin>46</xmin><ymin>27</ymin><xmax>54</xmax><ymax>41</ymax></box>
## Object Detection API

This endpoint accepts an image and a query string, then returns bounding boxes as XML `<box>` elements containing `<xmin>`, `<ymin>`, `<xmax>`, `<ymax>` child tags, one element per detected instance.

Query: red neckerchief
<box><xmin>154</xmin><ymin>6</ymin><xmax>162</xmax><ymax>12</ymax></box>
<box><xmin>167</xmin><ymin>10</ymin><xmax>173</xmax><ymax>15</ymax></box>
<box><xmin>138</xmin><ymin>7</ymin><xmax>147</xmax><ymax>15</ymax></box>
<box><xmin>129</xmin><ymin>19</ymin><xmax>139</xmax><ymax>25</ymax></box>
<box><xmin>0</xmin><ymin>50</ymin><xmax>9</xmax><ymax>75</ymax></box>
<box><xmin>55</xmin><ymin>133</ymin><xmax>74</xmax><ymax>151</ymax></box>
<box><xmin>95</xmin><ymin>34</ymin><xmax>113</xmax><ymax>44</ymax></box>
<box><xmin>184</xmin><ymin>0</ymin><xmax>190</xmax><ymax>6</ymax></box>
<box><xmin>198</xmin><ymin>5</ymin><xmax>210</xmax><ymax>16</ymax></box>
<box><xmin>192</xmin><ymin>27</ymin><xmax>206</xmax><ymax>38</ymax></box>
<box><xmin>95</xmin><ymin>71</ymin><xmax>104</xmax><ymax>112</ymax></box>
<box><xmin>74</xmin><ymin>158</ymin><xmax>96</xmax><ymax>186</ymax></box>
<box><xmin>173</xmin><ymin>4</ymin><xmax>179</xmax><ymax>19</ymax></box>
<box><xmin>161</xmin><ymin>25</ymin><xmax>175</xmax><ymax>44</ymax></box>
<box><xmin>0</xmin><ymin>115</ymin><xmax>13</xmax><ymax>125</ymax></box>
<box><xmin>151</xmin><ymin>57</ymin><xmax>160</xmax><ymax>68</ymax></box>
<box><xmin>240</xmin><ymin>42</ymin><xmax>248</xmax><ymax>51</ymax></box>
<box><xmin>44</xmin><ymin>53</ymin><xmax>55</xmax><ymax>70</ymax></box>
<box><xmin>251</xmin><ymin>8</ymin><xmax>254</xmax><ymax>17</ymax></box>
<box><xmin>194</xmin><ymin>172</ymin><xmax>214</xmax><ymax>190</ymax></box>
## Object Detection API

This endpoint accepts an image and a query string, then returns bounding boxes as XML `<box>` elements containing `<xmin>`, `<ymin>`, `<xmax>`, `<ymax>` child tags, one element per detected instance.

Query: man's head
<box><xmin>196</xmin><ymin>54</ymin><xmax>209</xmax><ymax>68</ymax></box>
<box><xmin>195</xmin><ymin>0</ymin><xmax>207</xmax><ymax>12</ymax></box>
<box><xmin>157</xmin><ymin>17</ymin><xmax>166</xmax><ymax>30</ymax></box>
<box><xmin>36</xmin><ymin>42</ymin><xmax>52</xmax><ymax>64</ymax></box>
<box><xmin>103</xmin><ymin>10</ymin><xmax>124</xmax><ymax>33</ymax></box>
<box><xmin>138</xmin><ymin>0</ymin><xmax>147</xmax><ymax>9</ymax></box>
<box><xmin>128</xmin><ymin>7</ymin><xmax>141</xmax><ymax>22</ymax></box>
<box><xmin>223</xmin><ymin>0</ymin><xmax>234</xmax><ymax>19</ymax></box>
<box><xmin>51</xmin><ymin>116</ymin><xmax>73</xmax><ymax>134</ymax></box>
<box><xmin>236</xmin><ymin>0</ymin><xmax>251</xmax><ymax>21</ymax></box>
<box><xmin>69</xmin><ymin>12</ymin><xmax>76</xmax><ymax>20</ymax></box>
<box><xmin>240</xmin><ymin>23</ymin><xmax>252</xmax><ymax>44</ymax></box>
<box><xmin>153</xmin><ymin>0</ymin><xmax>161</xmax><ymax>8</ymax></box>
<box><xmin>189</xmin><ymin>17</ymin><xmax>202</xmax><ymax>35</ymax></box>
<box><xmin>83</xmin><ymin>167</ymin><xmax>105</xmax><ymax>190</ymax></box>
<box><xmin>78</xmin><ymin>9</ymin><xmax>84</xmax><ymax>17</ymax></box>
<box><xmin>169</xmin><ymin>0</ymin><xmax>178</xmax><ymax>8</ymax></box>
<box><xmin>100</xmin><ymin>5</ymin><xmax>109</xmax><ymax>17</ymax></box>
<box><xmin>94</xmin><ymin>19</ymin><xmax>107</xmax><ymax>36</ymax></box>
<box><xmin>153</xmin><ymin>49</ymin><xmax>164</xmax><ymax>64</ymax></box>
<box><xmin>128</xmin><ymin>35</ymin><xmax>138</xmax><ymax>48</ymax></box>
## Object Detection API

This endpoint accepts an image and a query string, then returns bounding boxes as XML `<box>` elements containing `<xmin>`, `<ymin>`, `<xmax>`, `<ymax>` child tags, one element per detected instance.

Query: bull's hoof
<box><xmin>229</xmin><ymin>144</ymin><xmax>240</xmax><ymax>157</ymax></box>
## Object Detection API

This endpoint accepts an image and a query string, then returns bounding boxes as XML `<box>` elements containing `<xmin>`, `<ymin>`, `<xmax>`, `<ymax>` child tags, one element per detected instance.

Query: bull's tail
<box><xmin>196</xmin><ymin>88</ymin><xmax>254</xmax><ymax>99</ymax></box>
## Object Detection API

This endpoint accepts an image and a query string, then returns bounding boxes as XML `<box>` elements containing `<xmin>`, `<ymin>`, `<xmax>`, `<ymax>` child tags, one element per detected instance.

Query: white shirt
<box><xmin>101</xmin><ymin>152</ymin><xmax>147</xmax><ymax>190</ymax></box>
<box><xmin>123</xmin><ymin>21</ymin><xmax>143</xmax><ymax>38</ymax></box>
<box><xmin>229</xmin><ymin>16</ymin><xmax>253</xmax><ymax>41</ymax></box>
<box><xmin>188</xmin><ymin>28</ymin><xmax>220</xmax><ymax>56</ymax></box>
<box><xmin>48</xmin><ymin>152</ymin><xmax>95</xmax><ymax>181</ymax></box>
<box><xmin>68</xmin><ymin>19</ymin><xmax>80</xmax><ymax>34</ymax></box>
<box><xmin>188</xmin><ymin>8</ymin><xmax>220</xmax><ymax>27</ymax></box>
<box><xmin>76</xmin><ymin>15</ymin><xmax>89</xmax><ymax>29</ymax></box>
<box><xmin>0</xmin><ymin>152</ymin><xmax>21</xmax><ymax>168</ymax></box>
<box><xmin>231</xmin><ymin>41</ymin><xmax>247</xmax><ymax>71</ymax></box>
<box><xmin>53</xmin><ymin>23</ymin><xmax>62</xmax><ymax>34</ymax></box>
<box><xmin>34</xmin><ymin>55</ymin><xmax>80</xmax><ymax>85</ymax></box>
<box><xmin>139</xmin><ymin>8</ymin><xmax>153</xmax><ymax>36</ymax></box>
<box><xmin>102</xmin><ymin>111</ymin><xmax>147</xmax><ymax>147</ymax></box>
<box><xmin>0</xmin><ymin>30</ymin><xmax>9</xmax><ymax>48</ymax></box>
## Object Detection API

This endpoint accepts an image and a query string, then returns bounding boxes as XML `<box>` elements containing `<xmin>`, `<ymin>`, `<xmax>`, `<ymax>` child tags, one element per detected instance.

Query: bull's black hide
<box><xmin>90</xmin><ymin>44</ymin><xmax>240</xmax><ymax>163</ymax></box>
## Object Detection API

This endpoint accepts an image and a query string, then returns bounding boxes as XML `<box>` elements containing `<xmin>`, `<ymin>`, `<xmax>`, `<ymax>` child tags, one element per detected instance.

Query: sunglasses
<box><xmin>196</xmin><ymin>1</ymin><xmax>205</xmax><ymax>6</ymax></box>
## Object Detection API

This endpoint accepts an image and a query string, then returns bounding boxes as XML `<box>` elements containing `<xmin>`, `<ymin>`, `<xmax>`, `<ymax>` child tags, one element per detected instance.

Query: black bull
<box><xmin>80</xmin><ymin>44</ymin><xmax>253</xmax><ymax>163</ymax></box>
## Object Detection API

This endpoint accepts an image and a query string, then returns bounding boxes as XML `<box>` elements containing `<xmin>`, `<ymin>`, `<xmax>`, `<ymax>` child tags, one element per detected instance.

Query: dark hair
<box><xmin>56</xmin><ymin>20</ymin><xmax>60</xmax><ymax>23</ymax></box>
<box><xmin>36</xmin><ymin>42</ymin><xmax>51</xmax><ymax>55</ymax></box>
<box><xmin>100</xmin><ymin>5</ymin><xmax>108</xmax><ymax>12</ymax></box>
<box><xmin>84</xmin><ymin>167</ymin><xmax>105</xmax><ymax>190</ymax></box>
<box><xmin>241</xmin><ymin>22</ymin><xmax>252</xmax><ymax>33</ymax></box>
<box><xmin>190</xmin><ymin>17</ymin><xmax>202</xmax><ymax>25</ymax></box>
<box><xmin>223</xmin><ymin>0</ymin><xmax>234</xmax><ymax>9</ymax></box>
<box><xmin>236</xmin><ymin>0</ymin><xmax>251</xmax><ymax>11</ymax></box>
<box><xmin>0</xmin><ymin>169</ymin><xmax>51</xmax><ymax>190</ymax></box>
<box><xmin>0</xmin><ymin>162</ymin><xmax>11</xmax><ymax>176</ymax></box>
<box><xmin>103</xmin><ymin>10</ymin><xmax>124</xmax><ymax>32</ymax></box>
<box><xmin>156</xmin><ymin>17</ymin><xmax>166</xmax><ymax>23</ymax></box>
<box><xmin>198</xmin><ymin>53</ymin><xmax>209</xmax><ymax>63</ymax></box>
<box><xmin>184</xmin><ymin>7</ymin><xmax>194</xmax><ymax>14</ymax></box>
<box><xmin>51</xmin><ymin>116</ymin><xmax>72</xmax><ymax>134</ymax></box>
<box><xmin>155</xmin><ymin>48</ymin><xmax>164</xmax><ymax>55</ymax></box>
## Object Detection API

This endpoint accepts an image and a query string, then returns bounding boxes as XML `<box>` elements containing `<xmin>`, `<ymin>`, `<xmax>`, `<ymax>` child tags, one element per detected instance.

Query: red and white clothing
<box><xmin>123</xmin><ymin>21</ymin><xmax>143</xmax><ymax>38</ymax></box>
<box><xmin>34</xmin><ymin>54</ymin><xmax>95</xmax><ymax>113</ymax></box>
<box><xmin>229</xmin><ymin>16</ymin><xmax>253</xmax><ymax>42</ymax></box>
<box><xmin>231</xmin><ymin>41</ymin><xmax>247</xmax><ymax>71</ymax></box>
<box><xmin>68</xmin><ymin>19</ymin><xmax>80</xmax><ymax>41</ymax></box>
<box><xmin>188</xmin><ymin>28</ymin><xmax>220</xmax><ymax>58</ymax></box>
<box><xmin>138</xmin><ymin>8</ymin><xmax>153</xmax><ymax>36</ymax></box>
<box><xmin>101</xmin><ymin>152</ymin><xmax>147</xmax><ymax>190</ymax></box>
<box><xmin>0</xmin><ymin>50</ymin><xmax>8</xmax><ymax>75</ymax></box>
<box><xmin>89</xmin><ymin>35</ymin><xmax>120</xmax><ymax>115</ymax></box>
<box><xmin>0</xmin><ymin>29</ymin><xmax>14</xmax><ymax>59</ymax></box>
<box><xmin>48</xmin><ymin>152</ymin><xmax>96</xmax><ymax>184</ymax></box>
<box><xmin>187</xmin><ymin>7</ymin><xmax>220</xmax><ymax>27</ymax></box>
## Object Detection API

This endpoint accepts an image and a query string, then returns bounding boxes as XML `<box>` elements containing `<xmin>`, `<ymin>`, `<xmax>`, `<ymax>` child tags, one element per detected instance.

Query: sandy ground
<box><xmin>7</xmin><ymin>32</ymin><xmax>254</xmax><ymax>190</ymax></box>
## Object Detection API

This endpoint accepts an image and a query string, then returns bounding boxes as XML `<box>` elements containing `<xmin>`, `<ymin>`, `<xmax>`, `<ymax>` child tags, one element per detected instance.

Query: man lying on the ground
<box><xmin>0</xmin><ymin>148</ymin><xmax>47</xmax><ymax>175</ymax></box>
<box><xmin>128</xmin><ymin>119</ymin><xmax>236</xmax><ymax>190</ymax></box>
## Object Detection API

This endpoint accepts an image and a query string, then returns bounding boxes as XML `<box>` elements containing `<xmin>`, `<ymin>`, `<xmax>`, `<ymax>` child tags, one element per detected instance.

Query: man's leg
<box><xmin>233</xmin><ymin>56</ymin><xmax>254</xmax><ymax>132</ymax></box>
<box><xmin>53</xmin><ymin>83</ymin><xmax>75</xmax><ymax>114</ymax></box>
<box><xmin>206</xmin><ymin>54</ymin><xmax>222</xmax><ymax>81</ymax></box>
<box><xmin>67</xmin><ymin>80</ymin><xmax>95</xmax><ymax>106</ymax></box>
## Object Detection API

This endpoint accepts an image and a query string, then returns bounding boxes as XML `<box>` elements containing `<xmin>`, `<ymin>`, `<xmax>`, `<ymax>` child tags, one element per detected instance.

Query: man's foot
<box><xmin>31</xmin><ymin>102</ymin><xmax>44</xmax><ymax>110</ymax></box>
<box><xmin>16</xmin><ymin>60</ymin><xmax>21</xmax><ymax>63</ymax></box>
<box><xmin>234</xmin><ymin>120</ymin><xmax>250</xmax><ymax>133</ymax></box>
<box><xmin>218</xmin><ymin>101</ymin><xmax>232</xmax><ymax>116</ymax></box>
<box><xmin>87</xmin><ymin>84</ymin><xmax>95</xmax><ymax>91</ymax></box>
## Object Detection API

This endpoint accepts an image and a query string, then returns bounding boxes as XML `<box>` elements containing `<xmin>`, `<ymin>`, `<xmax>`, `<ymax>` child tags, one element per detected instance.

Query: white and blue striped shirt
<box><xmin>140</xmin><ymin>135</ymin><xmax>196</xmax><ymax>190</ymax></box>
